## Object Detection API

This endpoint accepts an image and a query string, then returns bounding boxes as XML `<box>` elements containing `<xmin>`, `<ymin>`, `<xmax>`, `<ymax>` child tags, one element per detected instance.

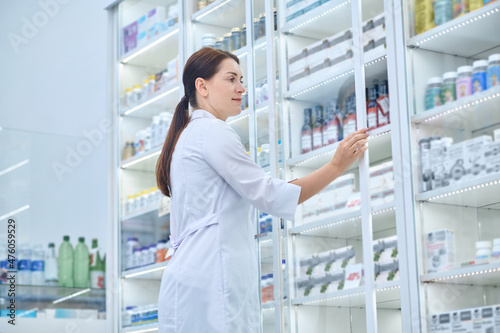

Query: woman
<box><xmin>156</xmin><ymin>47</ymin><xmax>368</xmax><ymax>332</ymax></box>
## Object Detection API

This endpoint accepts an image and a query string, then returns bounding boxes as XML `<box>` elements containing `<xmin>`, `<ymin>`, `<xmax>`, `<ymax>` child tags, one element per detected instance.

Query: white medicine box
<box><xmin>485</xmin><ymin>142</ymin><xmax>500</xmax><ymax>175</ymax></box>
<box><xmin>451</xmin><ymin>309</ymin><xmax>473</xmax><ymax>333</ymax></box>
<box><xmin>426</xmin><ymin>229</ymin><xmax>455</xmax><ymax>274</ymax></box>
<box><xmin>429</xmin><ymin>312</ymin><xmax>452</xmax><ymax>333</ymax></box>
<box><xmin>464</xmin><ymin>135</ymin><xmax>492</xmax><ymax>181</ymax></box>
<box><xmin>444</xmin><ymin>142</ymin><xmax>466</xmax><ymax>185</ymax></box>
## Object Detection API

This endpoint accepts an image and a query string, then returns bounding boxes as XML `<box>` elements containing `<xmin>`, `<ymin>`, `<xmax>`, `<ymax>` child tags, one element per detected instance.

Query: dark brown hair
<box><xmin>156</xmin><ymin>47</ymin><xmax>239</xmax><ymax>197</ymax></box>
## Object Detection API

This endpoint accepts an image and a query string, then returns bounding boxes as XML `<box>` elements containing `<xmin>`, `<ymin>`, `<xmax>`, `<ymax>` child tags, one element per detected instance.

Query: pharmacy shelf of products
<box><xmin>121</xmin><ymin>145</ymin><xmax>162</xmax><ymax>172</ymax></box>
<box><xmin>192</xmin><ymin>0</ymin><xmax>245</xmax><ymax>27</ymax></box>
<box><xmin>120</xmin><ymin>81</ymin><xmax>180</xmax><ymax>119</ymax></box>
<box><xmin>292</xmin><ymin>234</ymin><xmax>400</xmax><ymax>306</ymax></box>
<box><xmin>285</xmin><ymin>9</ymin><xmax>387</xmax><ymax>103</ymax></box>
<box><xmin>122</xmin><ymin>322</ymin><xmax>158</xmax><ymax>333</ymax></box>
<box><xmin>0</xmin><ymin>285</ymin><xmax>106</xmax><ymax>306</ymax></box>
<box><xmin>421</xmin><ymin>261</ymin><xmax>500</xmax><ymax>286</ymax></box>
<box><xmin>287</xmin><ymin>124</ymin><xmax>392</xmax><ymax>170</ymax></box>
<box><xmin>416</xmin><ymin>171</ymin><xmax>500</xmax><ymax>208</ymax></box>
<box><xmin>412</xmin><ymin>86</ymin><xmax>500</xmax><ymax>130</ymax></box>
<box><xmin>119</xmin><ymin>2</ymin><xmax>180</xmax><ymax>65</ymax></box>
<box><xmin>122</xmin><ymin>261</ymin><xmax>169</xmax><ymax>280</ymax></box>
<box><xmin>286</xmin><ymin>48</ymin><xmax>387</xmax><ymax>105</ymax></box>
<box><xmin>121</xmin><ymin>209</ymin><xmax>169</xmax><ymax>234</ymax></box>
<box><xmin>292</xmin><ymin>280</ymin><xmax>401</xmax><ymax>308</ymax></box>
<box><xmin>290</xmin><ymin>201</ymin><xmax>396</xmax><ymax>238</ymax></box>
<box><xmin>408</xmin><ymin>1</ymin><xmax>500</xmax><ymax>58</ymax></box>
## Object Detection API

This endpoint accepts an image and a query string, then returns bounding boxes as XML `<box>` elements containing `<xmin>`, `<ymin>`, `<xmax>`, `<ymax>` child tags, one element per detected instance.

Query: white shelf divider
<box><xmin>421</xmin><ymin>262</ymin><xmax>500</xmax><ymax>286</ymax></box>
<box><xmin>122</xmin><ymin>322</ymin><xmax>158</xmax><ymax>333</ymax></box>
<box><xmin>122</xmin><ymin>261</ymin><xmax>169</xmax><ymax>280</ymax></box>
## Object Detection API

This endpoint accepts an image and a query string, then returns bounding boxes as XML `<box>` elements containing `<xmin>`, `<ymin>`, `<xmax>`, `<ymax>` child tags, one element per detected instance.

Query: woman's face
<box><xmin>201</xmin><ymin>58</ymin><xmax>245</xmax><ymax>121</ymax></box>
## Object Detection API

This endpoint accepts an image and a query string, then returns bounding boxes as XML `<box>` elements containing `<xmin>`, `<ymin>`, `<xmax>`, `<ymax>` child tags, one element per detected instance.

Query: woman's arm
<box><xmin>291</xmin><ymin>128</ymin><xmax>368</xmax><ymax>204</ymax></box>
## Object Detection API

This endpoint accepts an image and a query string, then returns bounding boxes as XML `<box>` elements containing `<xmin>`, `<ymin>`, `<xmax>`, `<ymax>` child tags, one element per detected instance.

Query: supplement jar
<box><xmin>433</xmin><ymin>0</ymin><xmax>453</xmax><ymax>25</ymax></box>
<box><xmin>230</xmin><ymin>27</ymin><xmax>242</xmax><ymax>51</ymax></box>
<box><xmin>214</xmin><ymin>38</ymin><xmax>223</xmax><ymax>50</ymax></box>
<box><xmin>471</xmin><ymin>59</ymin><xmax>488</xmax><ymax>93</ymax></box>
<box><xmin>201</xmin><ymin>33</ymin><xmax>216</xmax><ymax>48</ymax></box>
<box><xmin>222</xmin><ymin>33</ymin><xmax>231</xmax><ymax>52</ymax></box>
<box><xmin>487</xmin><ymin>53</ymin><xmax>500</xmax><ymax>89</ymax></box>
<box><xmin>492</xmin><ymin>238</ymin><xmax>500</xmax><ymax>261</ymax></box>
<box><xmin>476</xmin><ymin>240</ymin><xmax>492</xmax><ymax>260</ymax></box>
<box><xmin>442</xmin><ymin>71</ymin><xmax>457</xmax><ymax>104</ymax></box>
<box><xmin>241</xmin><ymin>24</ymin><xmax>247</xmax><ymax>47</ymax></box>
<box><xmin>456</xmin><ymin>66</ymin><xmax>473</xmax><ymax>99</ymax></box>
<box><xmin>425</xmin><ymin>77</ymin><xmax>443</xmax><ymax>110</ymax></box>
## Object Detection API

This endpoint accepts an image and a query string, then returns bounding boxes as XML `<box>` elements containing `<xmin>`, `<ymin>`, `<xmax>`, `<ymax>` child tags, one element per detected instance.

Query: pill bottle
<box><xmin>425</xmin><ymin>77</ymin><xmax>443</xmax><ymax>110</ymax></box>
<box><xmin>230</xmin><ymin>28</ymin><xmax>242</xmax><ymax>51</ymax></box>
<box><xmin>471</xmin><ymin>60</ymin><xmax>488</xmax><ymax>94</ymax></box>
<box><xmin>201</xmin><ymin>33</ymin><xmax>216</xmax><ymax>48</ymax></box>
<box><xmin>441</xmin><ymin>72</ymin><xmax>457</xmax><ymax>104</ymax></box>
<box><xmin>476</xmin><ymin>240</ymin><xmax>492</xmax><ymax>260</ymax></box>
<box><xmin>241</xmin><ymin>24</ymin><xmax>246</xmax><ymax>47</ymax></box>
<box><xmin>487</xmin><ymin>53</ymin><xmax>500</xmax><ymax>89</ymax></box>
<box><xmin>456</xmin><ymin>65</ymin><xmax>473</xmax><ymax>99</ymax></box>
<box><xmin>222</xmin><ymin>33</ymin><xmax>231</xmax><ymax>52</ymax></box>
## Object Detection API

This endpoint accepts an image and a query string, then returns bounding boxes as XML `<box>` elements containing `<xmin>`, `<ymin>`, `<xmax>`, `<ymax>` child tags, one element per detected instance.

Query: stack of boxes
<box><xmin>429</xmin><ymin>305</ymin><xmax>500</xmax><ymax>333</ymax></box>
<box><xmin>369</xmin><ymin>161</ymin><xmax>395</xmax><ymax>206</ymax></box>
<box><xmin>373</xmin><ymin>235</ymin><xmax>399</xmax><ymax>283</ymax></box>
<box><xmin>419</xmin><ymin>129</ymin><xmax>500</xmax><ymax>192</ymax></box>
<box><xmin>288</xmin><ymin>13</ymin><xmax>386</xmax><ymax>91</ymax></box>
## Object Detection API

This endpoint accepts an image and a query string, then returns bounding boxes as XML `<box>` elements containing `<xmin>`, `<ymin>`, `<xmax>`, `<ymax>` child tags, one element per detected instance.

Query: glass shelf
<box><xmin>411</xmin><ymin>85</ymin><xmax>500</xmax><ymax>130</ymax></box>
<box><xmin>120</xmin><ymin>146</ymin><xmax>162</xmax><ymax>171</ymax></box>
<box><xmin>120</xmin><ymin>24</ymin><xmax>180</xmax><ymax>65</ymax></box>
<box><xmin>121</xmin><ymin>261</ymin><xmax>168</xmax><ymax>280</ymax></box>
<box><xmin>191</xmin><ymin>0</ymin><xmax>244</xmax><ymax>27</ymax></box>
<box><xmin>122</xmin><ymin>322</ymin><xmax>158</xmax><ymax>333</ymax></box>
<box><xmin>421</xmin><ymin>262</ymin><xmax>500</xmax><ymax>286</ymax></box>
<box><xmin>415</xmin><ymin>173</ymin><xmax>500</xmax><ymax>208</ymax></box>
<box><xmin>120</xmin><ymin>83</ymin><xmax>180</xmax><ymax>118</ymax></box>
<box><xmin>407</xmin><ymin>2</ymin><xmax>500</xmax><ymax>58</ymax></box>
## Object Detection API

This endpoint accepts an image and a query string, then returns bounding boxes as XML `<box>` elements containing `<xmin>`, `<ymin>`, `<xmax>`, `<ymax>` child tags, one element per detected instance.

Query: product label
<box><xmin>472</xmin><ymin>72</ymin><xmax>487</xmax><ymax>93</ymax></box>
<box><xmin>31</xmin><ymin>260</ymin><xmax>45</xmax><ymax>272</ymax></box>
<box><xmin>487</xmin><ymin>66</ymin><xmax>500</xmax><ymax>89</ymax></box>
<box><xmin>456</xmin><ymin>78</ymin><xmax>472</xmax><ymax>99</ymax></box>
<box><xmin>91</xmin><ymin>271</ymin><xmax>105</xmax><ymax>289</ymax></box>
<box><xmin>18</xmin><ymin>259</ymin><xmax>31</xmax><ymax>271</ymax></box>
<box><xmin>425</xmin><ymin>87</ymin><xmax>442</xmax><ymax>110</ymax></box>
<box><xmin>367</xmin><ymin>106</ymin><xmax>378</xmax><ymax>130</ymax></box>
<box><xmin>442</xmin><ymin>82</ymin><xmax>457</xmax><ymax>103</ymax></box>
<box><xmin>313</xmin><ymin>128</ymin><xmax>323</xmax><ymax>150</ymax></box>
<box><xmin>343</xmin><ymin>116</ymin><xmax>357</xmax><ymax>137</ymax></box>
<box><xmin>301</xmin><ymin>130</ymin><xmax>312</xmax><ymax>154</ymax></box>
<box><xmin>325</xmin><ymin>119</ymin><xmax>339</xmax><ymax>145</ymax></box>
<box><xmin>377</xmin><ymin>96</ymin><xmax>390</xmax><ymax>126</ymax></box>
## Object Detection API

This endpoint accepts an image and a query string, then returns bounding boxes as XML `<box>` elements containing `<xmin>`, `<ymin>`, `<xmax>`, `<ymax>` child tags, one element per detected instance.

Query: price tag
<box><xmin>344</xmin><ymin>263</ymin><xmax>364</xmax><ymax>289</ymax></box>
<box><xmin>158</xmin><ymin>197</ymin><xmax>170</xmax><ymax>217</ymax></box>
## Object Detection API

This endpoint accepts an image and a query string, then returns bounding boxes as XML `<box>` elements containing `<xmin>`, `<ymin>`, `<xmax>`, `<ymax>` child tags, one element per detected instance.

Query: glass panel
<box><xmin>117</xmin><ymin>0</ymin><xmax>180</xmax><ymax>329</ymax></box>
<box><xmin>402</xmin><ymin>0</ymin><xmax>500</xmax><ymax>330</ymax></box>
<box><xmin>0</xmin><ymin>128</ymin><xmax>107</xmax><ymax>323</ymax></box>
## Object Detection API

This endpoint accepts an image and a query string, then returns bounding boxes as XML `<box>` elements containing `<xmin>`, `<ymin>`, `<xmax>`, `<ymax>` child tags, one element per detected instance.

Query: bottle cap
<box><xmin>488</xmin><ymin>54</ymin><xmax>500</xmax><ymax>62</ymax></box>
<box><xmin>143</xmin><ymin>79</ymin><xmax>149</xmax><ymax>84</ymax></box>
<box><xmin>48</xmin><ymin>242</ymin><xmax>55</xmax><ymax>248</ymax></box>
<box><xmin>427</xmin><ymin>77</ymin><xmax>443</xmax><ymax>85</ymax></box>
<box><xmin>216</xmin><ymin>37</ymin><xmax>223</xmax><ymax>42</ymax></box>
<box><xmin>79</xmin><ymin>237</ymin><xmax>85</xmax><ymax>243</ymax></box>
<box><xmin>149</xmin><ymin>75</ymin><xmax>156</xmax><ymax>80</ymax></box>
<box><xmin>128</xmin><ymin>237</ymin><xmax>138</xmax><ymax>242</ymax></box>
<box><xmin>92</xmin><ymin>238</ymin><xmax>98</xmax><ymax>249</ymax></box>
<box><xmin>224</xmin><ymin>33</ymin><xmax>231</xmax><ymax>38</ymax></box>
<box><xmin>63</xmin><ymin>235</ymin><xmax>70</xmax><ymax>241</ymax></box>
<box><xmin>457</xmin><ymin>66</ymin><xmax>473</xmax><ymax>74</ymax></box>
<box><xmin>125</xmin><ymin>88</ymin><xmax>133</xmax><ymax>92</ymax></box>
<box><xmin>267</xmin><ymin>273</ymin><xmax>273</xmax><ymax>278</ymax></box>
<box><xmin>261</xmin><ymin>275</ymin><xmax>267</xmax><ymax>280</ymax></box>
<box><xmin>259</xmin><ymin>13</ymin><xmax>265</xmax><ymax>18</ymax></box>
<box><xmin>282</xmin><ymin>259</ymin><xmax>286</xmax><ymax>264</ymax></box>
<box><xmin>242</xmin><ymin>24</ymin><xmax>246</xmax><ymax>28</ymax></box>
<box><xmin>472</xmin><ymin>60</ymin><xmax>488</xmax><ymax>68</ymax></box>
<box><xmin>476</xmin><ymin>240</ymin><xmax>492</xmax><ymax>249</ymax></box>
<box><xmin>202</xmin><ymin>33</ymin><xmax>215</xmax><ymax>38</ymax></box>
<box><xmin>231</xmin><ymin>27</ymin><xmax>241</xmax><ymax>32</ymax></box>
<box><xmin>494</xmin><ymin>238</ymin><xmax>500</xmax><ymax>246</ymax></box>
<box><xmin>442</xmin><ymin>72</ymin><xmax>457</xmax><ymax>80</ymax></box>
<box><xmin>254</xmin><ymin>18</ymin><xmax>259</xmax><ymax>23</ymax></box>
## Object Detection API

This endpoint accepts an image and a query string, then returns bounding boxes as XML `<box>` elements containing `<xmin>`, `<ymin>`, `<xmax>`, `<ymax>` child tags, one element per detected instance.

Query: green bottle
<box><xmin>58</xmin><ymin>235</ymin><xmax>74</xmax><ymax>287</ymax></box>
<box><xmin>74</xmin><ymin>237</ymin><xmax>90</xmax><ymax>288</ymax></box>
<box><xmin>89</xmin><ymin>239</ymin><xmax>105</xmax><ymax>289</ymax></box>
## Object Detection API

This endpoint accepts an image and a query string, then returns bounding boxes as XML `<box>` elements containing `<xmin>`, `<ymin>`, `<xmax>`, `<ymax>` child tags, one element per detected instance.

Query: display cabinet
<box><xmin>396</xmin><ymin>0</ymin><xmax>500</xmax><ymax>331</ymax></box>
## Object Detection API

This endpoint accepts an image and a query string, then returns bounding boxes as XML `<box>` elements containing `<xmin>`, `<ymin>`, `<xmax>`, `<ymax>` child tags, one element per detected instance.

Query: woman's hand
<box><xmin>330</xmin><ymin>128</ymin><xmax>369</xmax><ymax>175</ymax></box>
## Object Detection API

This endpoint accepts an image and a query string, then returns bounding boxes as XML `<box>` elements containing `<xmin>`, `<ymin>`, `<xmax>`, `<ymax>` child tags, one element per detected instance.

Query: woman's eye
<box><xmin>229</xmin><ymin>78</ymin><xmax>234</xmax><ymax>82</ymax></box>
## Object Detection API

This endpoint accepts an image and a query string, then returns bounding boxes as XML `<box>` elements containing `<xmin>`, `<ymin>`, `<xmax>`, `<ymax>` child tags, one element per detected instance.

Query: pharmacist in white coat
<box><xmin>156</xmin><ymin>48</ymin><xmax>368</xmax><ymax>333</ymax></box>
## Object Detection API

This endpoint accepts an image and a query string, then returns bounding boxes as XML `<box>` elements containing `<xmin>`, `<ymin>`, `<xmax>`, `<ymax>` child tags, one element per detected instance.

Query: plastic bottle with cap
<box><xmin>45</xmin><ymin>243</ymin><xmax>58</xmax><ymax>286</ymax></box>
<box><xmin>492</xmin><ymin>239</ymin><xmax>500</xmax><ymax>262</ymax></box>
<box><xmin>487</xmin><ymin>53</ymin><xmax>500</xmax><ymax>89</ymax></box>
<box><xmin>441</xmin><ymin>71</ymin><xmax>457</xmax><ymax>104</ymax></box>
<box><xmin>476</xmin><ymin>240</ymin><xmax>492</xmax><ymax>261</ymax></box>
<box><xmin>74</xmin><ymin>237</ymin><xmax>90</xmax><ymax>288</ymax></box>
<box><xmin>425</xmin><ymin>77</ymin><xmax>443</xmax><ymax>110</ymax></box>
<box><xmin>456</xmin><ymin>65</ymin><xmax>473</xmax><ymax>99</ymax></box>
<box><xmin>472</xmin><ymin>59</ymin><xmax>488</xmax><ymax>94</ymax></box>
<box><xmin>58</xmin><ymin>236</ymin><xmax>74</xmax><ymax>287</ymax></box>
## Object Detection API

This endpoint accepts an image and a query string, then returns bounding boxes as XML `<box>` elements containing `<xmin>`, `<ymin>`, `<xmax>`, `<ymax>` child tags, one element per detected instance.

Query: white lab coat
<box><xmin>158</xmin><ymin>109</ymin><xmax>301</xmax><ymax>333</ymax></box>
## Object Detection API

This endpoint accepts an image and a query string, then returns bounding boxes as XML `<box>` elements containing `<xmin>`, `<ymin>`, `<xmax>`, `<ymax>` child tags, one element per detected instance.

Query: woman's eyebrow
<box><xmin>225</xmin><ymin>72</ymin><xmax>240</xmax><ymax>76</ymax></box>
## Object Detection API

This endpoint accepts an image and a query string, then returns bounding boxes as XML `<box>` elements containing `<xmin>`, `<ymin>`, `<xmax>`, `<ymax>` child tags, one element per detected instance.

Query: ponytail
<box><xmin>156</xmin><ymin>47</ymin><xmax>239</xmax><ymax>197</ymax></box>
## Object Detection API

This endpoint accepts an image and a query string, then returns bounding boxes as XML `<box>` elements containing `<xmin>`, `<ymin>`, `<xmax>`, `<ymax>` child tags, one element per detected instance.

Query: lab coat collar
<box><xmin>191</xmin><ymin>109</ymin><xmax>218</xmax><ymax>121</ymax></box>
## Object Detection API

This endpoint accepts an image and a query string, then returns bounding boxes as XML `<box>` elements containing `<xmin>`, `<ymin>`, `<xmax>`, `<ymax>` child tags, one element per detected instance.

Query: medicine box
<box><xmin>426</xmin><ymin>229</ymin><xmax>455</xmax><ymax>274</ymax></box>
<box><xmin>373</xmin><ymin>235</ymin><xmax>398</xmax><ymax>263</ymax></box>
<box><xmin>480</xmin><ymin>306</ymin><xmax>494</xmax><ymax>333</ymax></box>
<box><xmin>296</xmin><ymin>276</ymin><xmax>314</xmax><ymax>298</ymax></box>
<box><xmin>299</xmin><ymin>254</ymin><xmax>320</xmax><ymax>277</ymax></box>
<box><xmin>485</xmin><ymin>142</ymin><xmax>500</xmax><ymax>175</ymax></box>
<box><xmin>330</xmin><ymin>246</ymin><xmax>356</xmax><ymax>272</ymax></box>
<box><xmin>494</xmin><ymin>305</ymin><xmax>500</xmax><ymax>332</ymax></box>
<box><xmin>322</xmin><ymin>270</ymin><xmax>345</xmax><ymax>293</ymax></box>
<box><xmin>494</xmin><ymin>128</ymin><xmax>500</xmax><ymax>142</ymax></box>
<box><xmin>369</xmin><ymin>160</ymin><xmax>394</xmax><ymax>194</ymax></box>
<box><xmin>136</xmin><ymin>15</ymin><xmax>147</xmax><ymax>47</ymax></box>
<box><xmin>147</xmin><ymin>7</ymin><xmax>167</xmax><ymax>41</ymax></box>
<box><xmin>362</xmin><ymin>13</ymin><xmax>385</xmax><ymax>47</ymax></box>
<box><xmin>429</xmin><ymin>312</ymin><xmax>452</xmax><ymax>333</ymax></box>
<box><xmin>375</xmin><ymin>259</ymin><xmax>399</xmax><ymax>283</ymax></box>
<box><xmin>472</xmin><ymin>307</ymin><xmax>482</xmax><ymax>333</ymax></box>
<box><xmin>445</xmin><ymin>142</ymin><xmax>467</xmax><ymax>185</ymax></box>
<box><xmin>122</xmin><ymin>21</ymin><xmax>138</xmax><ymax>55</ymax></box>
<box><xmin>464</xmin><ymin>135</ymin><xmax>493</xmax><ymax>181</ymax></box>
<box><xmin>451</xmin><ymin>308</ymin><xmax>473</xmax><ymax>333</ymax></box>
<box><xmin>327</xmin><ymin>30</ymin><xmax>353</xmax><ymax>61</ymax></box>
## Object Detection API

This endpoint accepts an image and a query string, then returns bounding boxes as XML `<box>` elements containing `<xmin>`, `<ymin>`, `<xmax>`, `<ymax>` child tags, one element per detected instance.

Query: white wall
<box><xmin>0</xmin><ymin>0</ymin><xmax>113</xmax><ymax>332</ymax></box>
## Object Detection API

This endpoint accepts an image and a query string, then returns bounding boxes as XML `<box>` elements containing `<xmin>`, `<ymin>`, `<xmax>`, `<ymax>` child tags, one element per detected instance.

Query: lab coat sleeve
<box><xmin>203</xmin><ymin>120</ymin><xmax>301</xmax><ymax>220</ymax></box>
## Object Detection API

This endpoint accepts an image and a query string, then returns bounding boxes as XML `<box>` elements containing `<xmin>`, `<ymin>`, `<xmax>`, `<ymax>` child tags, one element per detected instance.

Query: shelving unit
<box><xmin>122</xmin><ymin>322</ymin><xmax>159</xmax><ymax>333</ymax></box>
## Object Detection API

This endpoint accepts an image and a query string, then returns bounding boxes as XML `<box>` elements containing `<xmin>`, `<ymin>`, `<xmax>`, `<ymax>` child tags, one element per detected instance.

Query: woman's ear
<box><xmin>195</xmin><ymin>77</ymin><xmax>209</xmax><ymax>97</ymax></box>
